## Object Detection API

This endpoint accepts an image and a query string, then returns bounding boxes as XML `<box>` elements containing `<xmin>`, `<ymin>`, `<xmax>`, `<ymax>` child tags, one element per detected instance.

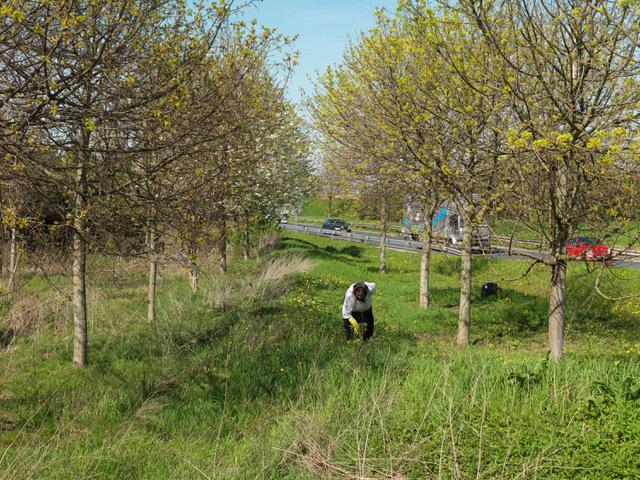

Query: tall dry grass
<box><xmin>254</xmin><ymin>229</ymin><xmax>281</xmax><ymax>256</ymax></box>
<box><xmin>2</xmin><ymin>291</ymin><xmax>70</xmax><ymax>338</ymax></box>
<box><xmin>204</xmin><ymin>253</ymin><xmax>313</xmax><ymax>310</ymax></box>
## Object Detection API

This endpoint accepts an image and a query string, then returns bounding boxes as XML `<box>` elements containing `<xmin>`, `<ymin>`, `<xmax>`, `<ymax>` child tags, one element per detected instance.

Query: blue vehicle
<box><xmin>401</xmin><ymin>199</ymin><xmax>490</xmax><ymax>250</ymax></box>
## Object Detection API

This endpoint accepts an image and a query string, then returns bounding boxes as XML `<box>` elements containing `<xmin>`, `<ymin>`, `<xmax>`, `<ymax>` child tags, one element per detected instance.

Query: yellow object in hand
<box><xmin>348</xmin><ymin>316</ymin><xmax>359</xmax><ymax>336</ymax></box>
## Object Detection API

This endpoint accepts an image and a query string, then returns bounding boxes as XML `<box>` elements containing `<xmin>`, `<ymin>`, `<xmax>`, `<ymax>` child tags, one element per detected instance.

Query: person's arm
<box><xmin>342</xmin><ymin>290</ymin><xmax>355</xmax><ymax>319</ymax></box>
<box><xmin>365</xmin><ymin>282</ymin><xmax>376</xmax><ymax>295</ymax></box>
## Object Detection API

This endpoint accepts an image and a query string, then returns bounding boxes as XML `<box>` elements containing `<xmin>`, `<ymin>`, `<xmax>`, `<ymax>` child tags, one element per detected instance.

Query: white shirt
<box><xmin>341</xmin><ymin>282</ymin><xmax>376</xmax><ymax>319</ymax></box>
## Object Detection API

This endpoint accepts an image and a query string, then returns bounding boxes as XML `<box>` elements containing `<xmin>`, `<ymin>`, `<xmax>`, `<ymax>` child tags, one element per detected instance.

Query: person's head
<box><xmin>353</xmin><ymin>282</ymin><xmax>369</xmax><ymax>302</ymax></box>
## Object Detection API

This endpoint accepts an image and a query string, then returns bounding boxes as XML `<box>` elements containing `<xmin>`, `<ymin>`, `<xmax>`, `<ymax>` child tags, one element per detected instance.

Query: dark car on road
<box><xmin>567</xmin><ymin>237</ymin><xmax>611</xmax><ymax>260</ymax></box>
<box><xmin>321</xmin><ymin>218</ymin><xmax>351</xmax><ymax>232</ymax></box>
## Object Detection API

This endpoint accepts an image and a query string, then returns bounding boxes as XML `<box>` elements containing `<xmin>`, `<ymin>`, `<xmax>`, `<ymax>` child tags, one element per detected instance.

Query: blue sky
<box><xmin>239</xmin><ymin>0</ymin><xmax>397</xmax><ymax>105</ymax></box>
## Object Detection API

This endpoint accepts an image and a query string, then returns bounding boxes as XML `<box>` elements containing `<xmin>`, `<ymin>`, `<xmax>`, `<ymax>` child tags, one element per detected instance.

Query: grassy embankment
<box><xmin>293</xmin><ymin>197</ymin><xmax>362</xmax><ymax>226</ymax></box>
<box><xmin>1</xmin><ymin>230</ymin><xmax>639</xmax><ymax>479</ymax></box>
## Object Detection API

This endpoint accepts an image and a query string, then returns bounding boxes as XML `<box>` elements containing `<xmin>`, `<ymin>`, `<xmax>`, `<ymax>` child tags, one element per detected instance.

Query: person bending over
<box><xmin>341</xmin><ymin>281</ymin><xmax>376</xmax><ymax>341</ymax></box>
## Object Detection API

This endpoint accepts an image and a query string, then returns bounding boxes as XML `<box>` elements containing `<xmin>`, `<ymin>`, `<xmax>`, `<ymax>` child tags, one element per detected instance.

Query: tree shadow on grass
<box><xmin>474</xmin><ymin>289</ymin><xmax>547</xmax><ymax>338</ymax></box>
<box><xmin>429</xmin><ymin>286</ymin><xmax>463</xmax><ymax>309</ymax></box>
<box><xmin>279</xmin><ymin>237</ymin><xmax>367</xmax><ymax>266</ymax></box>
<box><xmin>564</xmin><ymin>274</ymin><xmax>640</xmax><ymax>341</ymax></box>
<box><xmin>324</xmin><ymin>244</ymin><xmax>364</xmax><ymax>258</ymax></box>
<box><xmin>431</xmin><ymin>255</ymin><xmax>494</xmax><ymax>276</ymax></box>
<box><xmin>364</xmin><ymin>262</ymin><xmax>421</xmax><ymax>274</ymax></box>
<box><xmin>426</xmin><ymin>275</ymin><xmax>639</xmax><ymax>349</ymax></box>
<box><xmin>425</xmin><ymin>286</ymin><xmax>548</xmax><ymax>342</ymax></box>
<box><xmin>91</xmin><ymin>271</ymin><xmax>148</xmax><ymax>290</ymax></box>
<box><xmin>473</xmin><ymin>283</ymin><xmax>636</xmax><ymax>344</ymax></box>
<box><xmin>337</xmin><ymin>245</ymin><xmax>364</xmax><ymax>258</ymax></box>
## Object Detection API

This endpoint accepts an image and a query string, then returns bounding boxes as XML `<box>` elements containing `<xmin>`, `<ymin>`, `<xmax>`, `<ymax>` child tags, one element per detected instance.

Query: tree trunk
<box><xmin>146</xmin><ymin>220</ymin><xmax>158</xmax><ymax>323</ymax></box>
<box><xmin>0</xmin><ymin>227</ymin><xmax>4</xmax><ymax>279</ymax></box>
<box><xmin>548</xmin><ymin>260</ymin><xmax>567</xmax><ymax>361</ymax></box>
<box><xmin>419</xmin><ymin>234</ymin><xmax>432</xmax><ymax>309</ymax></box>
<box><xmin>147</xmin><ymin>254</ymin><xmax>158</xmax><ymax>321</ymax></box>
<box><xmin>379</xmin><ymin>196</ymin><xmax>387</xmax><ymax>273</ymax></box>
<box><xmin>189</xmin><ymin>267</ymin><xmax>198</xmax><ymax>293</ymax></box>
<box><xmin>546</xmin><ymin>53</ymin><xmax>581</xmax><ymax>361</ymax></box>
<box><xmin>72</xmin><ymin>159</ymin><xmax>88</xmax><ymax>367</ymax></box>
<box><xmin>218</xmin><ymin>216</ymin><xmax>227</xmax><ymax>274</ymax></box>
<box><xmin>456</xmin><ymin>215</ymin><xmax>473</xmax><ymax>346</ymax></box>
<box><xmin>419</xmin><ymin>201</ymin><xmax>438</xmax><ymax>309</ymax></box>
<box><xmin>547</xmin><ymin>149</ymin><xmax>570</xmax><ymax>361</ymax></box>
<box><xmin>242</xmin><ymin>213</ymin><xmax>250</xmax><ymax>261</ymax></box>
<box><xmin>7</xmin><ymin>227</ymin><xmax>17</xmax><ymax>292</ymax></box>
<box><xmin>327</xmin><ymin>194</ymin><xmax>333</xmax><ymax>217</ymax></box>
<box><xmin>185</xmin><ymin>238</ymin><xmax>199</xmax><ymax>294</ymax></box>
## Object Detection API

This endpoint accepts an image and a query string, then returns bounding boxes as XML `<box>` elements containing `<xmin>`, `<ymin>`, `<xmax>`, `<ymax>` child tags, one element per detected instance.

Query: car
<box><xmin>567</xmin><ymin>237</ymin><xmax>611</xmax><ymax>260</ymax></box>
<box><xmin>321</xmin><ymin>218</ymin><xmax>351</xmax><ymax>232</ymax></box>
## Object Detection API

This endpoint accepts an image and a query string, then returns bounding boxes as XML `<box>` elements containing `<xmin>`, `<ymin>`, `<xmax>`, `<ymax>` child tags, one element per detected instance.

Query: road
<box><xmin>280</xmin><ymin>222</ymin><xmax>640</xmax><ymax>269</ymax></box>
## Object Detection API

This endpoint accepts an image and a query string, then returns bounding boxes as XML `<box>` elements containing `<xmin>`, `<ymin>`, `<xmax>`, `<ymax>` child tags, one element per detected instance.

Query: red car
<box><xmin>567</xmin><ymin>237</ymin><xmax>611</xmax><ymax>260</ymax></box>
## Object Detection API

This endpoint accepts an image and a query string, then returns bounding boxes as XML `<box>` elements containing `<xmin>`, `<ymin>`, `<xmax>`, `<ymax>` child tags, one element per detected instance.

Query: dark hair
<box><xmin>353</xmin><ymin>282</ymin><xmax>368</xmax><ymax>297</ymax></box>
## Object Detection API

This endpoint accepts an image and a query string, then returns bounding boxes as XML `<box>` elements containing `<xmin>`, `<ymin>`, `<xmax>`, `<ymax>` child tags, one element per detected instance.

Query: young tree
<box><xmin>463</xmin><ymin>0</ymin><xmax>640</xmax><ymax>359</ymax></box>
<box><xmin>310</xmin><ymin>22</ymin><xmax>412</xmax><ymax>275</ymax></box>
<box><xmin>381</xmin><ymin>2</ymin><xmax>506</xmax><ymax>343</ymax></box>
<box><xmin>316</xmin><ymin>160</ymin><xmax>343</xmax><ymax>218</ymax></box>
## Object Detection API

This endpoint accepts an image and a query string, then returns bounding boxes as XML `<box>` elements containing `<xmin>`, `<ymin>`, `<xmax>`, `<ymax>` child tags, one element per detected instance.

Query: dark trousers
<box><xmin>343</xmin><ymin>308</ymin><xmax>374</xmax><ymax>341</ymax></box>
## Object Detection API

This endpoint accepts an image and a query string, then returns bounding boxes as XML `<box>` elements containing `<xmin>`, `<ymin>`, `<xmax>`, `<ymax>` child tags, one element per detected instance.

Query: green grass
<box><xmin>1</xmin><ymin>233</ymin><xmax>639</xmax><ymax>479</ymax></box>
<box><xmin>301</xmin><ymin>197</ymin><xmax>362</xmax><ymax>221</ymax></box>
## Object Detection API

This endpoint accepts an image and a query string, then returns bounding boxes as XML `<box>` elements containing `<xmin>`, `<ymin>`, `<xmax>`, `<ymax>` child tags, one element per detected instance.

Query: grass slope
<box><xmin>301</xmin><ymin>197</ymin><xmax>360</xmax><ymax>221</ymax></box>
<box><xmin>1</xmin><ymin>232</ymin><xmax>639</xmax><ymax>479</ymax></box>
